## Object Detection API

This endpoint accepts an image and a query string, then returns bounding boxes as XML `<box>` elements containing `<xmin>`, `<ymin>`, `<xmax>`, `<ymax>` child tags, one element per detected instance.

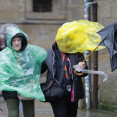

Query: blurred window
<box><xmin>33</xmin><ymin>0</ymin><xmax>52</xmax><ymax>12</ymax></box>
<box><xmin>25</xmin><ymin>0</ymin><xmax>67</xmax><ymax>20</ymax></box>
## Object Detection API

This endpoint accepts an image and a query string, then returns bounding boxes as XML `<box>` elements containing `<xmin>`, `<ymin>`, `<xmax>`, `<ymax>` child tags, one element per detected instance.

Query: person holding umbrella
<box><xmin>41</xmin><ymin>41</ymin><xmax>87</xmax><ymax>117</ymax></box>
<box><xmin>41</xmin><ymin>20</ymin><xmax>105</xmax><ymax>117</ymax></box>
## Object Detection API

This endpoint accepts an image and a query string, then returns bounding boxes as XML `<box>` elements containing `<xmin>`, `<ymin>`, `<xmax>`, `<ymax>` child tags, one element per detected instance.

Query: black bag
<box><xmin>41</xmin><ymin>55</ymin><xmax>70</xmax><ymax>102</ymax></box>
<box><xmin>41</xmin><ymin>80</ymin><xmax>64</xmax><ymax>102</ymax></box>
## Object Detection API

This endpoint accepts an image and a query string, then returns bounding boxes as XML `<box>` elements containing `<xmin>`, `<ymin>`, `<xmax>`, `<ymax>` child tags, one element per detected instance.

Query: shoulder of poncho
<box><xmin>0</xmin><ymin>47</ymin><xmax>13</xmax><ymax>57</ymax></box>
<box><xmin>28</xmin><ymin>44</ymin><xmax>44</xmax><ymax>50</ymax></box>
<box><xmin>28</xmin><ymin>44</ymin><xmax>47</xmax><ymax>54</ymax></box>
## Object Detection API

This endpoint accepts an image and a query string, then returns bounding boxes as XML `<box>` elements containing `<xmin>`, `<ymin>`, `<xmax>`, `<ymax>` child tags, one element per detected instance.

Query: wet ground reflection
<box><xmin>0</xmin><ymin>96</ymin><xmax>117</xmax><ymax>117</ymax></box>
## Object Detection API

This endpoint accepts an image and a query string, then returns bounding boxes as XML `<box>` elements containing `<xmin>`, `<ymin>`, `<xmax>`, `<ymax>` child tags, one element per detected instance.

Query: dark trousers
<box><xmin>50</xmin><ymin>99</ymin><xmax>78</xmax><ymax>117</ymax></box>
<box><xmin>6</xmin><ymin>99</ymin><xmax>35</xmax><ymax>117</ymax></box>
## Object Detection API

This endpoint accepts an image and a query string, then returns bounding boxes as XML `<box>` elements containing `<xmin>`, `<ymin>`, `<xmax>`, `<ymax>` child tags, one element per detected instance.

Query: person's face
<box><xmin>11</xmin><ymin>37</ymin><xmax>22</xmax><ymax>52</ymax></box>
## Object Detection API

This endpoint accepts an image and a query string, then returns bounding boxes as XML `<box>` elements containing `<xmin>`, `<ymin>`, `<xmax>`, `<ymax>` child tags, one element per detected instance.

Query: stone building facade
<box><xmin>96</xmin><ymin>0</ymin><xmax>117</xmax><ymax>112</ymax></box>
<box><xmin>0</xmin><ymin>0</ymin><xmax>117</xmax><ymax>112</ymax></box>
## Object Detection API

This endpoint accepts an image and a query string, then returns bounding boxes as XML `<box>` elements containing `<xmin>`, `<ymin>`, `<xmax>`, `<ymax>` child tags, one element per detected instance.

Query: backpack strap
<box><xmin>53</xmin><ymin>56</ymin><xmax>66</xmax><ymax>85</ymax></box>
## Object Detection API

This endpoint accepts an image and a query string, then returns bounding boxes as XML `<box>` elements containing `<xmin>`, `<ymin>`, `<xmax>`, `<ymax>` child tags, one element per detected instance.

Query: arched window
<box><xmin>33</xmin><ymin>0</ymin><xmax>52</xmax><ymax>12</ymax></box>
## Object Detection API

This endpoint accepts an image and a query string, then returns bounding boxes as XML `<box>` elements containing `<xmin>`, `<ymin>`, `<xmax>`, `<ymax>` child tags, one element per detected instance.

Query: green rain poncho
<box><xmin>0</xmin><ymin>27</ymin><xmax>47</xmax><ymax>101</ymax></box>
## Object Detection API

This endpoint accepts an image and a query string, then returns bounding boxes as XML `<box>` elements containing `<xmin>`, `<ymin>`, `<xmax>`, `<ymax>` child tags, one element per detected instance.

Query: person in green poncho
<box><xmin>0</xmin><ymin>27</ymin><xmax>47</xmax><ymax>117</ymax></box>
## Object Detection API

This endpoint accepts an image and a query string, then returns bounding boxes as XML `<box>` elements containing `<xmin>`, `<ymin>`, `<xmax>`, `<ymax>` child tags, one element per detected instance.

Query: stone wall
<box><xmin>0</xmin><ymin>0</ymin><xmax>117</xmax><ymax>112</ymax></box>
<box><xmin>0</xmin><ymin>0</ymin><xmax>84</xmax><ymax>49</ymax></box>
<box><xmin>96</xmin><ymin>0</ymin><xmax>117</xmax><ymax>112</ymax></box>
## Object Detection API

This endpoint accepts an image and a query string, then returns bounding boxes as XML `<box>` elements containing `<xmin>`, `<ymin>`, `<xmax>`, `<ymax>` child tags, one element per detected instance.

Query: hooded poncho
<box><xmin>0</xmin><ymin>27</ymin><xmax>47</xmax><ymax>101</ymax></box>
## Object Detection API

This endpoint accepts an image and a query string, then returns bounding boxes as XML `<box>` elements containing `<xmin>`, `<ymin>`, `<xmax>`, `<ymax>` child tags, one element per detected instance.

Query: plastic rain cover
<box><xmin>55</xmin><ymin>20</ymin><xmax>105</xmax><ymax>53</ymax></box>
<box><xmin>0</xmin><ymin>27</ymin><xmax>47</xmax><ymax>101</ymax></box>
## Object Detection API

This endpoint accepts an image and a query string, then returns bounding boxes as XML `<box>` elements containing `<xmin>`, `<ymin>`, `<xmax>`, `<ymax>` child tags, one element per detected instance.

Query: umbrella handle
<box><xmin>74</xmin><ymin>45</ymin><xmax>99</xmax><ymax>76</ymax></box>
<box><xmin>74</xmin><ymin>70</ymin><xmax>84</xmax><ymax>76</ymax></box>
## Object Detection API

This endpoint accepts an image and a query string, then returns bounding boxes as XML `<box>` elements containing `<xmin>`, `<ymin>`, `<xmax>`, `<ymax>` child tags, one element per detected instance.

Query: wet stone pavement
<box><xmin>0</xmin><ymin>96</ymin><xmax>117</xmax><ymax>117</ymax></box>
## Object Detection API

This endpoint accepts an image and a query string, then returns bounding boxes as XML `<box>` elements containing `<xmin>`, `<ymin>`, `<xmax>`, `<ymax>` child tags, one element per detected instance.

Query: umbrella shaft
<box><xmin>83</xmin><ymin>45</ymin><xmax>99</xmax><ymax>62</ymax></box>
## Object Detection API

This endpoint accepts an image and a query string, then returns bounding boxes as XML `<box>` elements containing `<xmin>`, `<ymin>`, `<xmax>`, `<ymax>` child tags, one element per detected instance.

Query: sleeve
<box><xmin>29</xmin><ymin>45</ymin><xmax>47</xmax><ymax>65</ymax></box>
<box><xmin>0</xmin><ymin>49</ymin><xmax>24</xmax><ymax>81</ymax></box>
<box><xmin>41</xmin><ymin>60</ymin><xmax>48</xmax><ymax>74</ymax></box>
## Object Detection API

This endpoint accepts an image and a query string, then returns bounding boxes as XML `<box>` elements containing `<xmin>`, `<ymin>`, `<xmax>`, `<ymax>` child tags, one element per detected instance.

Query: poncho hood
<box><xmin>7</xmin><ymin>27</ymin><xmax>29</xmax><ymax>50</ymax></box>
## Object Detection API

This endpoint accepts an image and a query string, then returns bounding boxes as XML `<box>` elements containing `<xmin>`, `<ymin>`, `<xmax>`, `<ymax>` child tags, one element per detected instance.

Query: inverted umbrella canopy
<box><xmin>0</xmin><ymin>23</ymin><xmax>17</xmax><ymax>34</ymax></box>
<box><xmin>55</xmin><ymin>20</ymin><xmax>105</xmax><ymax>53</ymax></box>
<box><xmin>98</xmin><ymin>21</ymin><xmax>117</xmax><ymax>72</ymax></box>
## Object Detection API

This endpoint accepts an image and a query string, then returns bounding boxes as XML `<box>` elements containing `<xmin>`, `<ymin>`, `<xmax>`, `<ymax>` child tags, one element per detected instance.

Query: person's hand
<box><xmin>74</xmin><ymin>62</ymin><xmax>85</xmax><ymax>76</ymax></box>
<box><xmin>78</xmin><ymin>62</ymin><xmax>86</xmax><ymax>69</ymax></box>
